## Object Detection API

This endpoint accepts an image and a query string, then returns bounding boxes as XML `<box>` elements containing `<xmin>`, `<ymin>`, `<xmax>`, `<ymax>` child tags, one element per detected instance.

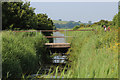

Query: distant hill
<box><xmin>53</xmin><ymin>20</ymin><xmax>85</xmax><ymax>29</ymax></box>
<box><xmin>53</xmin><ymin>20</ymin><xmax>68</xmax><ymax>24</ymax></box>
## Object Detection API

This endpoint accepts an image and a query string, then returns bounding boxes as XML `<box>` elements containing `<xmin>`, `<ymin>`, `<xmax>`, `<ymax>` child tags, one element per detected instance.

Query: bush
<box><xmin>85</xmin><ymin>24</ymin><xmax>91</xmax><ymax>27</ymax></box>
<box><xmin>73</xmin><ymin>25</ymin><xmax>80</xmax><ymax>30</ymax></box>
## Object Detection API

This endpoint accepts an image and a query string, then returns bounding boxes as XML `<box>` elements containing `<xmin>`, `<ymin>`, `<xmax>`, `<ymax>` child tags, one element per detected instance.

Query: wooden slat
<box><xmin>45</xmin><ymin>36</ymin><xmax>73</xmax><ymax>38</ymax></box>
<box><xmin>40</xmin><ymin>29</ymin><xmax>95</xmax><ymax>32</ymax></box>
<box><xmin>45</xmin><ymin>43</ymin><xmax>70</xmax><ymax>46</ymax></box>
<box><xmin>45</xmin><ymin>36</ymin><xmax>65</xmax><ymax>38</ymax></box>
<box><xmin>45</xmin><ymin>43</ymin><xmax>70</xmax><ymax>48</ymax></box>
<box><xmin>52</xmin><ymin>58</ymin><xmax>68</xmax><ymax>60</ymax></box>
<box><xmin>13</xmin><ymin>31</ymin><xmax>37</xmax><ymax>32</ymax></box>
<box><xmin>47</xmin><ymin>46</ymin><xmax>70</xmax><ymax>48</ymax></box>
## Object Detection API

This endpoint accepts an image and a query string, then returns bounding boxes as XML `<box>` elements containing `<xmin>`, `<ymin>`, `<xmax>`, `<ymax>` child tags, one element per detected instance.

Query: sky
<box><xmin>30</xmin><ymin>2</ymin><xmax>118</xmax><ymax>23</ymax></box>
<box><xmin>29</xmin><ymin>0</ymin><xmax>119</xmax><ymax>2</ymax></box>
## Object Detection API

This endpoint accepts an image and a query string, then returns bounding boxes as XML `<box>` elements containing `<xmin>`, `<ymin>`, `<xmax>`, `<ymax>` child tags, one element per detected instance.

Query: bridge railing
<box><xmin>13</xmin><ymin>29</ymin><xmax>95</xmax><ymax>37</ymax></box>
<box><xmin>13</xmin><ymin>29</ymin><xmax>95</xmax><ymax>32</ymax></box>
<box><xmin>13</xmin><ymin>29</ymin><xmax>96</xmax><ymax>43</ymax></box>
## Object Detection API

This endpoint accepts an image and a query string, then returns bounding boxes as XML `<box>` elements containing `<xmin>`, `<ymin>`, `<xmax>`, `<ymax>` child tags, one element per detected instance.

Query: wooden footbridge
<box><xmin>14</xmin><ymin>29</ymin><xmax>95</xmax><ymax>49</ymax></box>
<box><xmin>43</xmin><ymin>29</ymin><xmax>95</xmax><ymax>65</ymax></box>
<box><xmin>43</xmin><ymin>29</ymin><xmax>95</xmax><ymax>49</ymax></box>
<box><xmin>14</xmin><ymin>29</ymin><xmax>95</xmax><ymax>65</ymax></box>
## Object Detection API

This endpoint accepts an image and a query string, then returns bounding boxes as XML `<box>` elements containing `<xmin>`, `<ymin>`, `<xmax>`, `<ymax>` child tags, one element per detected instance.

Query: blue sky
<box><xmin>30</xmin><ymin>2</ymin><xmax>118</xmax><ymax>23</ymax></box>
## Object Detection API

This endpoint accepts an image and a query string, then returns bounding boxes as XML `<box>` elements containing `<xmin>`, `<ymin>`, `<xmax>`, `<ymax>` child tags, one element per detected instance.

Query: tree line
<box><xmin>2</xmin><ymin>1</ymin><xmax>54</xmax><ymax>31</ymax></box>
<box><xmin>73</xmin><ymin>13</ymin><xmax>119</xmax><ymax>30</ymax></box>
<box><xmin>54</xmin><ymin>20</ymin><xmax>92</xmax><ymax>29</ymax></box>
<box><xmin>54</xmin><ymin>21</ymin><xmax>80</xmax><ymax>29</ymax></box>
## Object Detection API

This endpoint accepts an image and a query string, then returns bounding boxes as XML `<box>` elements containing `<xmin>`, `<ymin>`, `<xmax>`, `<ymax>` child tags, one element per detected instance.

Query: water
<box><xmin>31</xmin><ymin>32</ymin><xmax>67</xmax><ymax>78</ymax></box>
<box><xmin>53</xmin><ymin>56</ymin><xmax>67</xmax><ymax>63</ymax></box>
<box><xmin>53</xmin><ymin>32</ymin><xmax>67</xmax><ymax>63</ymax></box>
<box><xmin>53</xmin><ymin>32</ymin><xmax>66</xmax><ymax>43</ymax></box>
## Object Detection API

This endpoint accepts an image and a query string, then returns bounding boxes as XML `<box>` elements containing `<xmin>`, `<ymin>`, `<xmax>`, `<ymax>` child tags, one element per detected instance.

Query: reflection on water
<box><xmin>53</xmin><ymin>56</ymin><xmax>67</xmax><ymax>63</ymax></box>
<box><xmin>53</xmin><ymin>32</ymin><xmax>67</xmax><ymax>63</ymax></box>
<box><xmin>53</xmin><ymin>32</ymin><xmax>66</xmax><ymax>43</ymax></box>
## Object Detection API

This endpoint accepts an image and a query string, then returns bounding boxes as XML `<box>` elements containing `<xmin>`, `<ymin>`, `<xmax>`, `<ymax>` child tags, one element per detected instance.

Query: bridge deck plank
<box><xmin>45</xmin><ymin>36</ymin><xmax>72</xmax><ymax>38</ymax></box>
<box><xmin>45</xmin><ymin>43</ymin><xmax>70</xmax><ymax>48</ymax></box>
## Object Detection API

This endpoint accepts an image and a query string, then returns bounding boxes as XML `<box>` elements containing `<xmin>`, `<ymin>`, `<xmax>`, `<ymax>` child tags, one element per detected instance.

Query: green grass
<box><xmin>2</xmin><ymin>31</ymin><xmax>51</xmax><ymax>79</ymax></box>
<box><xmin>51</xmin><ymin>26</ymin><xmax>118</xmax><ymax>78</ymax></box>
<box><xmin>63</xmin><ymin>26</ymin><xmax>118</xmax><ymax>78</ymax></box>
<box><xmin>2</xmin><ymin>25</ymin><xmax>118</xmax><ymax>78</ymax></box>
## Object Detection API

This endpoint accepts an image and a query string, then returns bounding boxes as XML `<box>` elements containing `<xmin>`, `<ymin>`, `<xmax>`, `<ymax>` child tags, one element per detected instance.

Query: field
<box><xmin>53</xmin><ymin>20</ymin><xmax>69</xmax><ymax>24</ymax></box>
<box><xmin>53</xmin><ymin>20</ymin><xmax>82</xmax><ymax>24</ymax></box>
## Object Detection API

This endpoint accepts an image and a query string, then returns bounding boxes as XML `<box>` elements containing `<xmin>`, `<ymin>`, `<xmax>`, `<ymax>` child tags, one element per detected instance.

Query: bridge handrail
<box><xmin>13</xmin><ymin>29</ymin><xmax>95</xmax><ymax>32</ymax></box>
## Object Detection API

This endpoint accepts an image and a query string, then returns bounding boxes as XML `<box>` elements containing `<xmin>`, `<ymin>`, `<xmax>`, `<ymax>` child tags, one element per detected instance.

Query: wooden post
<box><xmin>65</xmin><ymin>27</ymin><xmax>67</xmax><ymax>43</ymax></box>
<box><xmin>54</xmin><ymin>38</ymin><xmax>56</xmax><ymax>43</ymax></box>
<box><xmin>54</xmin><ymin>32</ymin><xmax>56</xmax><ymax>43</ymax></box>
<box><xmin>66</xmin><ymin>28</ymin><xmax>67</xmax><ymax>43</ymax></box>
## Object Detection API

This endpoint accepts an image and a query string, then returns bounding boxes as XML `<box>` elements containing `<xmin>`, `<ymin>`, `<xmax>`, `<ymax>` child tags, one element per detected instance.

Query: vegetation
<box><xmin>2</xmin><ymin>31</ymin><xmax>51</xmax><ymax>79</ymax></box>
<box><xmin>72</xmin><ymin>25</ymin><xmax>80</xmax><ymax>30</ymax></box>
<box><xmin>46</xmin><ymin>13</ymin><xmax>119</xmax><ymax>78</ymax></box>
<box><xmin>53</xmin><ymin>20</ymin><xmax>93</xmax><ymax>29</ymax></box>
<box><xmin>2</xmin><ymin>1</ymin><xmax>54</xmax><ymax>79</ymax></box>
<box><xmin>53</xmin><ymin>20</ymin><xmax>68</xmax><ymax>24</ymax></box>
<box><xmin>2</xmin><ymin>1</ymin><xmax>54</xmax><ymax>78</ymax></box>
<box><xmin>63</xmin><ymin>26</ymin><xmax>118</xmax><ymax>78</ymax></box>
<box><xmin>2</xmin><ymin>1</ymin><xmax>119</xmax><ymax>79</ymax></box>
<box><xmin>2</xmin><ymin>2</ymin><xmax>54</xmax><ymax>31</ymax></box>
<box><xmin>53</xmin><ymin>20</ymin><xmax>88</xmax><ymax>29</ymax></box>
<box><xmin>72</xmin><ymin>15</ymin><xmax>119</xmax><ymax>30</ymax></box>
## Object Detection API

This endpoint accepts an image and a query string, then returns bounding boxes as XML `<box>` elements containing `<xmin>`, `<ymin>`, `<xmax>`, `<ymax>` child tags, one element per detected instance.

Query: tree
<box><xmin>36</xmin><ymin>13</ymin><xmax>53</xmax><ymax>30</ymax></box>
<box><xmin>58</xmin><ymin>19</ymin><xmax>62</xmax><ymax>21</ymax></box>
<box><xmin>2</xmin><ymin>2</ymin><xmax>37</xmax><ymax>30</ymax></box>
<box><xmin>2</xmin><ymin>2</ymin><xmax>54</xmax><ymax>30</ymax></box>
<box><xmin>118</xmin><ymin>12</ymin><xmax>120</xmax><ymax>27</ymax></box>
<box><xmin>78</xmin><ymin>21</ymin><xmax>81</xmax><ymax>23</ymax></box>
<box><xmin>86</xmin><ymin>24</ymin><xmax>91</xmax><ymax>27</ymax></box>
<box><xmin>88</xmin><ymin>21</ymin><xmax>92</xmax><ymax>24</ymax></box>
<box><xmin>112</xmin><ymin>14</ymin><xmax>118</xmax><ymax>27</ymax></box>
<box><xmin>73</xmin><ymin>25</ymin><xmax>80</xmax><ymax>30</ymax></box>
<box><xmin>80</xmin><ymin>24</ymin><xmax>85</xmax><ymax>27</ymax></box>
<box><xmin>118</xmin><ymin>1</ymin><xmax>120</xmax><ymax>12</ymax></box>
<box><xmin>18</xmin><ymin>2</ymin><xmax>37</xmax><ymax>30</ymax></box>
<box><xmin>2</xmin><ymin>2</ymin><xmax>23</xmax><ymax>30</ymax></box>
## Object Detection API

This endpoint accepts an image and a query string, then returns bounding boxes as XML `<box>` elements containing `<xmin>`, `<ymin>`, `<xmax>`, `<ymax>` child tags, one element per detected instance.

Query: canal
<box><xmin>31</xmin><ymin>31</ymin><xmax>69</xmax><ymax>78</ymax></box>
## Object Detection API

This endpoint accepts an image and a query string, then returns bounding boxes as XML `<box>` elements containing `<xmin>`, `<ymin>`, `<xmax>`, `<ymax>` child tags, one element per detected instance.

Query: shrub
<box><xmin>73</xmin><ymin>25</ymin><xmax>80</xmax><ymax>30</ymax></box>
<box><xmin>85</xmin><ymin>24</ymin><xmax>91</xmax><ymax>27</ymax></box>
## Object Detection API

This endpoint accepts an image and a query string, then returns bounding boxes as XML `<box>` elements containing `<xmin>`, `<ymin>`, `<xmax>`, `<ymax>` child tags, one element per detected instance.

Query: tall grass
<box><xmin>2</xmin><ymin>31</ymin><xmax>50</xmax><ymax>78</ymax></box>
<box><xmin>53</xmin><ymin>26</ymin><xmax>118</xmax><ymax>78</ymax></box>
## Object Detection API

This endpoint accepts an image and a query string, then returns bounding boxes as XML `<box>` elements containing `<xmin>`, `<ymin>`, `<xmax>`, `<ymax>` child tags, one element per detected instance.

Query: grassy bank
<box><xmin>2</xmin><ymin>31</ymin><xmax>51</xmax><ymax>78</ymax></box>
<box><xmin>62</xmin><ymin>26</ymin><xmax>118</xmax><ymax>78</ymax></box>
